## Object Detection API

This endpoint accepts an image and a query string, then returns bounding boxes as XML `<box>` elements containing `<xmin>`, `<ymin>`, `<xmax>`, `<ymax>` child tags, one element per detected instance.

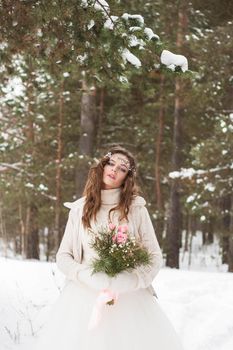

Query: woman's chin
<box><xmin>102</xmin><ymin>180</ymin><xmax>118</xmax><ymax>190</ymax></box>
<box><xmin>102</xmin><ymin>184</ymin><xmax>115</xmax><ymax>190</ymax></box>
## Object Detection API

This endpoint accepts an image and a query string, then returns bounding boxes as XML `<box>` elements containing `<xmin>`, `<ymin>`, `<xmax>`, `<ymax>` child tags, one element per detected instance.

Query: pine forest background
<box><xmin>0</xmin><ymin>0</ymin><xmax>233</xmax><ymax>272</ymax></box>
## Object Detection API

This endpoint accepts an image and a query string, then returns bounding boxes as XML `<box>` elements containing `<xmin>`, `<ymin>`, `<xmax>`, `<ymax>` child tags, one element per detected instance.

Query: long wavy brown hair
<box><xmin>82</xmin><ymin>145</ymin><xmax>140</xmax><ymax>229</ymax></box>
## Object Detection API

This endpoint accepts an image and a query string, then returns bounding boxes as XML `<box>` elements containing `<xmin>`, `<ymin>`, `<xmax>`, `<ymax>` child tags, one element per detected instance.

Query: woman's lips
<box><xmin>108</xmin><ymin>174</ymin><xmax>116</xmax><ymax>180</ymax></box>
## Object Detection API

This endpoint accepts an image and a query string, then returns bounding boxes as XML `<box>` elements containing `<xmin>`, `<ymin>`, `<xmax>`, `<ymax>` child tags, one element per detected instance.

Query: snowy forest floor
<box><xmin>0</xmin><ymin>232</ymin><xmax>233</xmax><ymax>350</ymax></box>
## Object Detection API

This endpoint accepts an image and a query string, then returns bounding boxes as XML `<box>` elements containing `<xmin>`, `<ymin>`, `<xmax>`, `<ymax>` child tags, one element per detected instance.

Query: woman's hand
<box><xmin>78</xmin><ymin>267</ymin><xmax>111</xmax><ymax>291</ymax></box>
<box><xmin>78</xmin><ymin>266</ymin><xmax>140</xmax><ymax>294</ymax></box>
<box><xmin>109</xmin><ymin>271</ymin><xmax>139</xmax><ymax>294</ymax></box>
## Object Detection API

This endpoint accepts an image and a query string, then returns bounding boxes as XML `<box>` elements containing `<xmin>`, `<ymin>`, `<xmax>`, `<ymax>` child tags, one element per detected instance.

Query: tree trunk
<box><xmin>18</xmin><ymin>202</ymin><xmax>25</xmax><ymax>255</ymax></box>
<box><xmin>96</xmin><ymin>87</ymin><xmax>105</xmax><ymax>149</ymax></box>
<box><xmin>25</xmin><ymin>203</ymin><xmax>39</xmax><ymax>259</ymax></box>
<box><xmin>228</xmin><ymin>237</ymin><xmax>233</xmax><ymax>272</ymax></box>
<box><xmin>75</xmin><ymin>79</ymin><xmax>97</xmax><ymax>198</ymax></box>
<box><xmin>221</xmin><ymin>194</ymin><xmax>231</xmax><ymax>264</ymax></box>
<box><xmin>54</xmin><ymin>80</ymin><xmax>64</xmax><ymax>251</ymax></box>
<box><xmin>222</xmin><ymin>235</ymin><xmax>229</xmax><ymax>264</ymax></box>
<box><xmin>181</xmin><ymin>211</ymin><xmax>189</xmax><ymax>264</ymax></box>
<box><xmin>165</xmin><ymin>2</ymin><xmax>187</xmax><ymax>268</ymax></box>
<box><xmin>44</xmin><ymin>227</ymin><xmax>50</xmax><ymax>262</ymax></box>
<box><xmin>0</xmin><ymin>200</ymin><xmax>8</xmax><ymax>257</ymax></box>
<box><xmin>24</xmin><ymin>62</ymin><xmax>39</xmax><ymax>259</ymax></box>
<box><xmin>188</xmin><ymin>231</ymin><xmax>193</xmax><ymax>268</ymax></box>
<box><xmin>188</xmin><ymin>215</ymin><xmax>197</xmax><ymax>268</ymax></box>
<box><xmin>202</xmin><ymin>226</ymin><xmax>207</xmax><ymax>245</ymax></box>
<box><xmin>207</xmin><ymin>220</ymin><xmax>214</xmax><ymax>244</ymax></box>
<box><xmin>184</xmin><ymin>211</ymin><xmax>189</xmax><ymax>252</ymax></box>
<box><xmin>228</xmin><ymin>194</ymin><xmax>233</xmax><ymax>272</ymax></box>
<box><xmin>155</xmin><ymin>74</ymin><xmax>165</xmax><ymax>245</ymax></box>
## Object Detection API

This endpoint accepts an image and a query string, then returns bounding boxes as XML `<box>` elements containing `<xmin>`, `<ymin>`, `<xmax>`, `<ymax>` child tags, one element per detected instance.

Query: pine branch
<box><xmin>95</xmin><ymin>0</ymin><xmax>114</xmax><ymax>26</ymax></box>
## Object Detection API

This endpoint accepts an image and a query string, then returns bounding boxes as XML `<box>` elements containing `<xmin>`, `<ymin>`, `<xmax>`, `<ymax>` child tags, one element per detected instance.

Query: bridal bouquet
<box><xmin>88</xmin><ymin>223</ymin><xmax>152</xmax><ymax>277</ymax></box>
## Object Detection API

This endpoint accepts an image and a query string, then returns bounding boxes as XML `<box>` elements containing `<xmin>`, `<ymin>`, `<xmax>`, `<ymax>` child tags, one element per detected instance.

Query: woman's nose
<box><xmin>112</xmin><ymin>165</ymin><xmax>118</xmax><ymax>172</ymax></box>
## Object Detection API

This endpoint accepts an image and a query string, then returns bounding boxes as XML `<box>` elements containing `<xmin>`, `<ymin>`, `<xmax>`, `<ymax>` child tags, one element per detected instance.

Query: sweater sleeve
<box><xmin>56</xmin><ymin>209</ymin><xmax>86</xmax><ymax>281</ymax></box>
<box><xmin>134</xmin><ymin>206</ymin><xmax>163</xmax><ymax>289</ymax></box>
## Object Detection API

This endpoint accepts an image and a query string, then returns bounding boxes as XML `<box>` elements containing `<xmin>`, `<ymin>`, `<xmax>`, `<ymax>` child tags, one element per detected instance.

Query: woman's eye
<box><xmin>120</xmin><ymin>167</ymin><xmax>127</xmax><ymax>173</ymax></box>
<box><xmin>107</xmin><ymin>161</ymin><xmax>115</xmax><ymax>166</ymax></box>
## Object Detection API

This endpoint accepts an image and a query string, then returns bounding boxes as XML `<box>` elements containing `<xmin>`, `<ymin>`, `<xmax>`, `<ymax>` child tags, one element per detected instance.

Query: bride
<box><xmin>34</xmin><ymin>145</ymin><xmax>184</xmax><ymax>350</ymax></box>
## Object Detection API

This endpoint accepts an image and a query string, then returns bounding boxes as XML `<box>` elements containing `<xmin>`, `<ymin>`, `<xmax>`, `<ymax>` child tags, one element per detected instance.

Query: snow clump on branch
<box><xmin>104</xmin><ymin>16</ymin><xmax>119</xmax><ymax>30</ymax></box>
<box><xmin>94</xmin><ymin>0</ymin><xmax>110</xmax><ymax>15</ymax></box>
<box><xmin>160</xmin><ymin>49</ymin><xmax>188</xmax><ymax>72</ymax></box>
<box><xmin>121</xmin><ymin>49</ymin><xmax>141</xmax><ymax>68</ymax></box>
<box><xmin>122</xmin><ymin>13</ymin><xmax>144</xmax><ymax>26</ymax></box>
<box><xmin>144</xmin><ymin>27</ymin><xmax>160</xmax><ymax>41</ymax></box>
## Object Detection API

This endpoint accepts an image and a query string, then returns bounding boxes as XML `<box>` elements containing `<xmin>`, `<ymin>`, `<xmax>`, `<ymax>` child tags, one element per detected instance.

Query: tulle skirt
<box><xmin>32</xmin><ymin>279</ymin><xmax>184</xmax><ymax>350</ymax></box>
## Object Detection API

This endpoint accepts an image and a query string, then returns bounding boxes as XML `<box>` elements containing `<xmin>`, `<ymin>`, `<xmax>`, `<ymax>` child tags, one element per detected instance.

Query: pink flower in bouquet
<box><xmin>112</xmin><ymin>231</ymin><xmax>128</xmax><ymax>244</ymax></box>
<box><xmin>117</xmin><ymin>224</ymin><xmax>128</xmax><ymax>233</ymax></box>
<box><xmin>108</xmin><ymin>223</ymin><xmax>116</xmax><ymax>231</ymax></box>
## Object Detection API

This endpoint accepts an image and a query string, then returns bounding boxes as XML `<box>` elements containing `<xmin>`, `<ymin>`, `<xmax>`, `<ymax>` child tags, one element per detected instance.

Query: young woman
<box><xmin>35</xmin><ymin>145</ymin><xmax>184</xmax><ymax>350</ymax></box>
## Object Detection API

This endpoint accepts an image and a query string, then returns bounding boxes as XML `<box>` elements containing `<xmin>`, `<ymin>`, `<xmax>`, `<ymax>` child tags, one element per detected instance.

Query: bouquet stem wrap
<box><xmin>88</xmin><ymin>289</ymin><xmax>119</xmax><ymax>331</ymax></box>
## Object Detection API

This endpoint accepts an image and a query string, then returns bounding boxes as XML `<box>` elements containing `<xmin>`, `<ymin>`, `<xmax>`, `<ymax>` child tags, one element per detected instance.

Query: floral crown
<box><xmin>104</xmin><ymin>151</ymin><xmax>136</xmax><ymax>173</ymax></box>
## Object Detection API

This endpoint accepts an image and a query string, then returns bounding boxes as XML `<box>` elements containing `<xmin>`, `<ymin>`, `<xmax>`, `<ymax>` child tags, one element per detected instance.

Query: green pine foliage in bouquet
<box><xmin>88</xmin><ymin>223</ymin><xmax>152</xmax><ymax>277</ymax></box>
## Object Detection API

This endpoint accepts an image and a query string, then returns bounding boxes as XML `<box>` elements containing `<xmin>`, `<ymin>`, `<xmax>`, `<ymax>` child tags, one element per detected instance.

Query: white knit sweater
<box><xmin>56</xmin><ymin>187</ymin><xmax>163</xmax><ymax>297</ymax></box>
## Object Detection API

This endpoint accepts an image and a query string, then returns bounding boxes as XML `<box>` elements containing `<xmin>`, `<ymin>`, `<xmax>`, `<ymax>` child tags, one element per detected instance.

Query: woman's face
<box><xmin>102</xmin><ymin>153</ymin><xmax>131</xmax><ymax>189</ymax></box>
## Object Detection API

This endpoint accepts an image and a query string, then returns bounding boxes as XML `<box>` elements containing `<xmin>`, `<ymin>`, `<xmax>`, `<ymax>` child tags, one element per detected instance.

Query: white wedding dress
<box><xmin>31</xmin><ymin>219</ymin><xmax>184</xmax><ymax>350</ymax></box>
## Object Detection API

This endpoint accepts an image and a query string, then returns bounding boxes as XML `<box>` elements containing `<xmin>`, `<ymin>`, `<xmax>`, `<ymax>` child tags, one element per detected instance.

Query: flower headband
<box><xmin>104</xmin><ymin>151</ymin><xmax>136</xmax><ymax>173</ymax></box>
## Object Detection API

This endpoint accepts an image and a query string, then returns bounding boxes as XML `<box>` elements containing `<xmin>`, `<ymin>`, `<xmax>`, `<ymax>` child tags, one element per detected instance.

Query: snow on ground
<box><xmin>0</xmin><ymin>255</ymin><xmax>233</xmax><ymax>350</ymax></box>
<box><xmin>0</xmin><ymin>232</ymin><xmax>232</xmax><ymax>350</ymax></box>
<box><xmin>156</xmin><ymin>269</ymin><xmax>233</xmax><ymax>350</ymax></box>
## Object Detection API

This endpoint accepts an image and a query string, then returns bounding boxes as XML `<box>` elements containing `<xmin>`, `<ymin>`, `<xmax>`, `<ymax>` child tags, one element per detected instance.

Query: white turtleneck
<box><xmin>100</xmin><ymin>187</ymin><xmax>121</xmax><ymax>206</ymax></box>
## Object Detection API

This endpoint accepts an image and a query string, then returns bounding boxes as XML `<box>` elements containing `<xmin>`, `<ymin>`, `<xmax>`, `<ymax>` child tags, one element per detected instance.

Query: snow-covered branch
<box><xmin>169</xmin><ymin>164</ymin><xmax>233</xmax><ymax>180</ymax></box>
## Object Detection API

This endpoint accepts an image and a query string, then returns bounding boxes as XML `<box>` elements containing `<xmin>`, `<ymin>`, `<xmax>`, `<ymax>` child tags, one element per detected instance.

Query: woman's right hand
<box><xmin>78</xmin><ymin>267</ymin><xmax>111</xmax><ymax>291</ymax></box>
